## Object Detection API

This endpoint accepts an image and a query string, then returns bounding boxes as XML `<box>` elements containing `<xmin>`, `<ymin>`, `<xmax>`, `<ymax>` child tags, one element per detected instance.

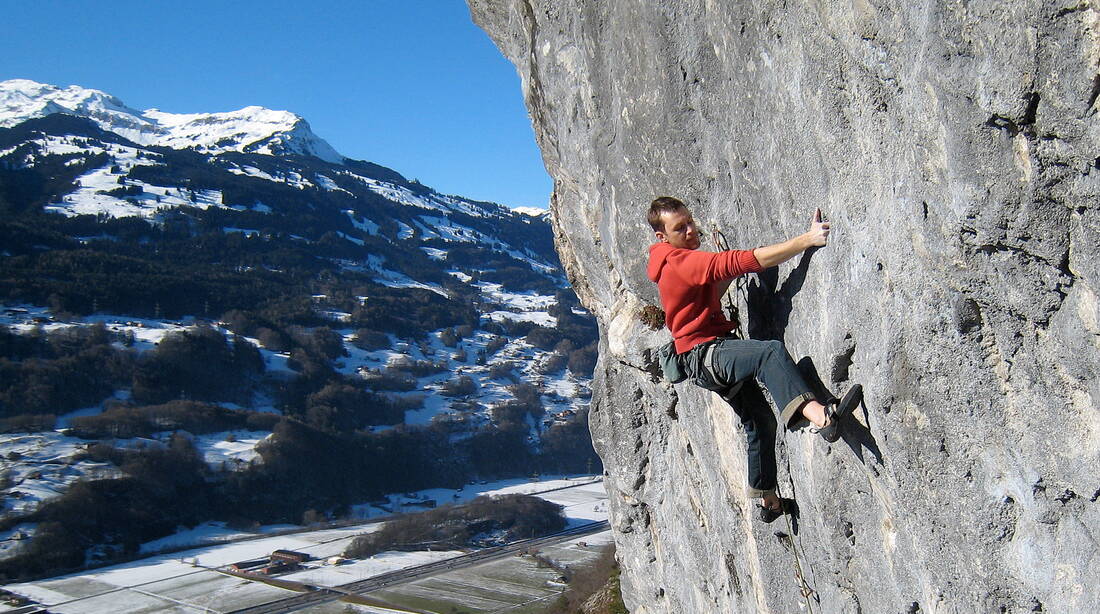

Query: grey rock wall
<box><xmin>468</xmin><ymin>1</ymin><xmax>1100</xmax><ymax>612</ymax></box>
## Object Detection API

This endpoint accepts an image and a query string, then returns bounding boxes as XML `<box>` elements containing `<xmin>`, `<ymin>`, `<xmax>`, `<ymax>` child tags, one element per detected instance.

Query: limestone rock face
<box><xmin>468</xmin><ymin>2</ymin><xmax>1100</xmax><ymax>612</ymax></box>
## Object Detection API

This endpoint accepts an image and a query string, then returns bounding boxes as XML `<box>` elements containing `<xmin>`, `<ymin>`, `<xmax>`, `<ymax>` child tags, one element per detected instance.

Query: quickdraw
<box><xmin>710</xmin><ymin>225</ymin><xmax>748</xmax><ymax>339</ymax></box>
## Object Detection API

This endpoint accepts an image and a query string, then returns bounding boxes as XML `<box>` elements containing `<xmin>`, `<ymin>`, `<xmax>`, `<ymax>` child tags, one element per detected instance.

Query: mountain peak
<box><xmin>0</xmin><ymin>79</ymin><xmax>343</xmax><ymax>163</ymax></box>
<box><xmin>1</xmin><ymin>79</ymin><xmax>138</xmax><ymax>128</ymax></box>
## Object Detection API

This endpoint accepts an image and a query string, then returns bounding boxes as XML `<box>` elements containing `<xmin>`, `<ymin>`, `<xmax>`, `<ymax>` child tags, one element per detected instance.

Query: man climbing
<box><xmin>646</xmin><ymin>196</ymin><xmax>862</xmax><ymax>521</ymax></box>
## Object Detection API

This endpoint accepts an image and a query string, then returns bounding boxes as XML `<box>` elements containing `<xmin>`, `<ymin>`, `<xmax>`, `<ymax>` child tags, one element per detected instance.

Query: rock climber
<box><xmin>645</xmin><ymin>196</ymin><xmax>862</xmax><ymax>521</ymax></box>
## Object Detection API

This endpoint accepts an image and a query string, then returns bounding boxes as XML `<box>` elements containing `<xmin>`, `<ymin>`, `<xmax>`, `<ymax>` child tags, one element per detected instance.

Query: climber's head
<box><xmin>649</xmin><ymin>196</ymin><xmax>700</xmax><ymax>250</ymax></box>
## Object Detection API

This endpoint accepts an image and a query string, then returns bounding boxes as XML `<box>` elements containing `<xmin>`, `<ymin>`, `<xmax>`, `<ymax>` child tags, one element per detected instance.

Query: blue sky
<box><xmin>1</xmin><ymin>1</ymin><xmax>551</xmax><ymax>209</ymax></box>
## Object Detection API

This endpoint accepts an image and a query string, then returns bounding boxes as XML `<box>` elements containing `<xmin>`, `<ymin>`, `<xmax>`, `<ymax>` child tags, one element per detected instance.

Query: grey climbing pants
<box><xmin>681</xmin><ymin>337</ymin><xmax>815</xmax><ymax>498</ymax></box>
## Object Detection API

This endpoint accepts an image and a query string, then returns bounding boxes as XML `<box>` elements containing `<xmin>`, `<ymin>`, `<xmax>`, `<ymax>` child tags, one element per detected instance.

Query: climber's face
<box><xmin>655</xmin><ymin>208</ymin><xmax>700</xmax><ymax>250</ymax></box>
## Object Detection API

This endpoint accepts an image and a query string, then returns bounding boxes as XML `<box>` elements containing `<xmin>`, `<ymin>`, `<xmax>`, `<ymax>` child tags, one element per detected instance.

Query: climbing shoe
<box><xmin>759</xmin><ymin>502</ymin><xmax>784</xmax><ymax>523</ymax></box>
<box><xmin>815</xmin><ymin>384</ymin><xmax>863</xmax><ymax>443</ymax></box>
<box><xmin>758</xmin><ymin>497</ymin><xmax>798</xmax><ymax>524</ymax></box>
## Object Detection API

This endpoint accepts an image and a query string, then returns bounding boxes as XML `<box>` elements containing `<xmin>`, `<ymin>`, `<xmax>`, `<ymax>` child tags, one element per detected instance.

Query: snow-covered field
<box><xmin>364</xmin><ymin>519</ymin><xmax>613</xmax><ymax>614</ymax></box>
<box><xmin>0</xmin><ymin>432</ymin><xmax>119</xmax><ymax>518</ymax></box>
<box><xmin>346</xmin><ymin>476</ymin><xmax>607</xmax><ymax>526</ymax></box>
<box><xmin>0</xmin><ymin>476</ymin><xmax>606</xmax><ymax>614</ymax></box>
<box><xmin>22</xmin><ymin>134</ymin><xmax>229</xmax><ymax>220</ymax></box>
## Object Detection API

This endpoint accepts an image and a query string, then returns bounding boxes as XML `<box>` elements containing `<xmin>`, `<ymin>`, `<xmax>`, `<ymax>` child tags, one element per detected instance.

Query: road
<box><xmin>225</xmin><ymin>520</ymin><xmax>610</xmax><ymax>614</ymax></box>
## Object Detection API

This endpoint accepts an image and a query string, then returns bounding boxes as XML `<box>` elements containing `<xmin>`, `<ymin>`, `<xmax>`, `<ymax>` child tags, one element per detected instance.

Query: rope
<box><xmin>712</xmin><ymin>225</ymin><xmax>817</xmax><ymax>608</ymax></box>
<box><xmin>779</xmin><ymin>488</ymin><xmax>817</xmax><ymax>613</ymax></box>
<box><xmin>710</xmin><ymin>226</ymin><xmax>747</xmax><ymax>339</ymax></box>
<box><xmin>775</xmin><ymin>458</ymin><xmax>820</xmax><ymax>612</ymax></box>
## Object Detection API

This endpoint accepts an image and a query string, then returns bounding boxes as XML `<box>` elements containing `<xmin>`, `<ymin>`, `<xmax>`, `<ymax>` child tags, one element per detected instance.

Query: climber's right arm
<box><xmin>752</xmin><ymin>208</ymin><xmax>830</xmax><ymax>268</ymax></box>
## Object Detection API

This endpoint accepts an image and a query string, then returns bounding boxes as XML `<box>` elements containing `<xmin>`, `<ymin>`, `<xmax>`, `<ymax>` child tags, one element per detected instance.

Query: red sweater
<box><xmin>647</xmin><ymin>242</ymin><xmax>763</xmax><ymax>354</ymax></box>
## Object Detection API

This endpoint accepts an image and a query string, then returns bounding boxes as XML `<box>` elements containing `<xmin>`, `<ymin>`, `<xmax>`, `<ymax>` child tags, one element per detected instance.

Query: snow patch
<box><xmin>226</xmin><ymin>164</ymin><xmax>315</xmax><ymax>189</ymax></box>
<box><xmin>337</xmin><ymin>231</ymin><xmax>364</xmax><ymax>246</ymax></box>
<box><xmin>191</xmin><ymin>430</ymin><xmax>270</xmax><ymax>469</ymax></box>
<box><xmin>365</xmin><ymin>255</ymin><xmax>447</xmax><ymax>297</ymax></box>
<box><xmin>474</xmin><ymin>281</ymin><xmax>557</xmax><ymax>311</ymax></box>
<box><xmin>315</xmin><ymin>173</ymin><xmax>352</xmax><ymax>194</ymax></box>
<box><xmin>417</xmin><ymin>215</ymin><xmax>478</xmax><ymax>243</ymax></box>
<box><xmin>420</xmin><ymin>247</ymin><xmax>448</xmax><ymax>261</ymax></box>
<box><xmin>0</xmin><ymin>432</ymin><xmax>120</xmax><ymax>516</ymax></box>
<box><xmin>397</xmin><ymin>221</ymin><xmax>415</xmax><ymax>240</ymax></box>
<box><xmin>345</xmin><ymin>210</ymin><xmax>380</xmax><ymax>235</ymax></box>
<box><xmin>486</xmin><ymin>310</ymin><xmax>557</xmax><ymax>326</ymax></box>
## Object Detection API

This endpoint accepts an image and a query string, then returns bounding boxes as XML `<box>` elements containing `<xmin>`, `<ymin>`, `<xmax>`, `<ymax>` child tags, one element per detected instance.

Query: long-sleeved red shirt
<box><xmin>647</xmin><ymin>242</ymin><xmax>763</xmax><ymax>354</ymax></box>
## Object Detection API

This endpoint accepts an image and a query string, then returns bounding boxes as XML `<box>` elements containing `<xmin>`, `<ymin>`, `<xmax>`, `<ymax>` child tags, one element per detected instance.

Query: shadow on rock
<box><xmin>746</xmin><ymin>247</ymin><xmax>817</xmax><ymax>341</ymax></box>
<box><xmin>796</xmin><ymin>356</ymin><xmax>883</xmax><ymax>467</ymax></box>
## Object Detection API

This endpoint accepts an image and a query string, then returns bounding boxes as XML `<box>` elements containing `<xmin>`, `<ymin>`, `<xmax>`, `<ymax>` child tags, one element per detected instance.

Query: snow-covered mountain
<box><xmin>0</xmin><ymin>79</ymin><xmax>553</xmax><ymax>265</ymax></box>
<box><xmin>0</xmin><ymin>79</ymin><xmax>342</xmax><ymax>162</ymax></box>
<box><xmin>0</xmin><ymin>80</ymin><xmax>559</xmax><ymax>279</ymax></box>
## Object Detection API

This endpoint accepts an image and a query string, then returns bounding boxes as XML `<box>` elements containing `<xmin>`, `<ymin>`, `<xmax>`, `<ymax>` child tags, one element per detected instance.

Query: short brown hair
<box><xmin>647</xmin><ymin>196</ymin><xmax>686</xmax><ymax>232</ymax></box>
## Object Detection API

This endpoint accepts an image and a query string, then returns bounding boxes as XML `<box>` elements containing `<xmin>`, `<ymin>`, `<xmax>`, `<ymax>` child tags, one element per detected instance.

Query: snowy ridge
<box><xmin>339</xmin><ymin>170</ymin><xmax>498</xmax><ymax>219</ymax></box>
<box><xmin>0</xmin><ymin>79</ymin><xmax>342</xmax><ymax>162</ymax></box>
<box><xmin>143</xmin><ymin>106</ymin><xmax>342</xmax><ymax>162</ymax></box>
<box><xmin>0</xmin><ymin>79</ymin><xmax>143</xmax><ymax>131</ymax></box>
<box><xmin>512</xmin><ymin>206</ymin><xmax>549</xmax><ymax>218</ymax></box>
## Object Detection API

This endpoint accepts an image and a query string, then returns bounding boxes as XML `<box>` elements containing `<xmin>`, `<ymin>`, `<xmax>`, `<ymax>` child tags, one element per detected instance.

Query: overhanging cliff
<box><xmin>468</xmin><ymin>2</ymin><xmax>1100</xmax><ymax>612</ymax></box>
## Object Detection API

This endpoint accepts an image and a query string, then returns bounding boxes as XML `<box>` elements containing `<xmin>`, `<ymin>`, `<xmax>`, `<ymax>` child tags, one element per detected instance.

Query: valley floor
<box><xmin>0</xmin><ymin>477</ymin><xmax>608</xmax><ymax>614</ymax></box>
